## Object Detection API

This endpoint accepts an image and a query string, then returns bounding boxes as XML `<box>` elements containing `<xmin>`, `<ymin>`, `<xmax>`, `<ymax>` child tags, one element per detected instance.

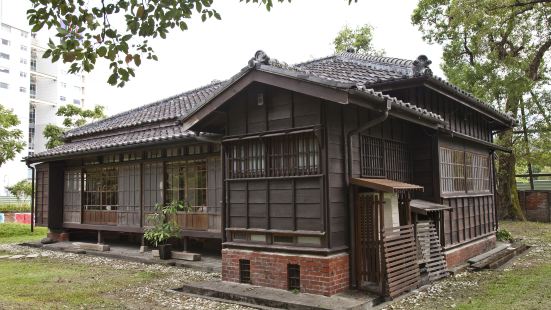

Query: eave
<box><xmin>369</xmin><ymin>76</ymin><xmax>515</xmax><ymax>129</ymax></box>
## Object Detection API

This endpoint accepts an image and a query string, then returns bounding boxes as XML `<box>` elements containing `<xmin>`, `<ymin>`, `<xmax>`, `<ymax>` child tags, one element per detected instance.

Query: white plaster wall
<box><xmin>383</xmin><ymin>192</ymin><xmax>400</xmax><ymax>229</ymax></box>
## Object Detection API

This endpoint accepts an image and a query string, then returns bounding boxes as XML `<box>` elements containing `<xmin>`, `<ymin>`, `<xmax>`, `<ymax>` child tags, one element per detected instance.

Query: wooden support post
<box><xmin>97</xmin><ymin>230</ymin><xmax>103</xmax><ymax>245</ymax></box>
<box><xmin>183</xmin><ymin>236</ymin><xmax>189</xmax><ymax>252</ymax></box>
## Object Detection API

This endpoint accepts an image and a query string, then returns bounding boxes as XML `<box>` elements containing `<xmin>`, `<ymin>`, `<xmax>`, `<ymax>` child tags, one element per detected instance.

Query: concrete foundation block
<box><xmin>75</xmin><ymin>242</ymin><xmax>110</xmax><ymax>252</ymax></box>
<box><xmin>140</xmin><ymin>246</ymin><xmax>150</xmax><ymax>253</ymax></box>
<box><xmin>152</xmin><ymin>250</ymin><xmax>159</xmax><ymax>257</ymax></box>
<box><xmin>172</xmin><ymin>251</ymin><xmax>201</xmax><ymax>261</ymax></box>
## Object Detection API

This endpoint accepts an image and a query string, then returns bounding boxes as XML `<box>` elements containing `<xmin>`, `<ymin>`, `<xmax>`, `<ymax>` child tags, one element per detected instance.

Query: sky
<box><xmin>8</xmin><ymin>0</ymin><xmax>445</xmax><ymax>116</ymax></box>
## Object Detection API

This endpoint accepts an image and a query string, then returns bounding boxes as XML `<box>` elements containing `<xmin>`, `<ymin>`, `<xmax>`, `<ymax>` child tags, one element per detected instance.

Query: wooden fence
<box><xmin>381</xmin><ymin>224</ymin><xmax>420</xmax><ymax>298</ymax></box>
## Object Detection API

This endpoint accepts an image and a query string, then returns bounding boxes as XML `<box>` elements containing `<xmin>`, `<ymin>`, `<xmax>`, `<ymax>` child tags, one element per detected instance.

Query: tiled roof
<box><xmin>64</xmin><ymin>81</ymin><xmax>226</xmax><ymax>139</ymax></box>
<box><xmin>295</xmin><ymin>52</ymin><xmax>515</xmax><ymax>123</ymax></box>
<box><xmin>29</xmin><ymin>124</ymin><xmax>196</xmax><ymax>160</ymax></box>
<box><xmin>29</xmin><ymin>50</ymin><xmax>513</xmax><ymax>162</ymax></box>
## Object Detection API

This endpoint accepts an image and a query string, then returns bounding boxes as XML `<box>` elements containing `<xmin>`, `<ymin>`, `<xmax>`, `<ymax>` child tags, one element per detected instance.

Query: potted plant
<box><xmin>144</xmin><ymin>203</ymin><xmax>180</xmax><ymax>259</ymax></box>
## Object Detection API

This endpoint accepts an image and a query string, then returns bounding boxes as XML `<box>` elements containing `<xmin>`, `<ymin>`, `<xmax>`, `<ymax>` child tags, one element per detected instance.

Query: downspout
<box><xmin>345</xmin><ymin>99</ymin><xmax>391</xmax><ymax>288</ymax></box>
<box><xmin>490</xmin><ymin>127</ymin><xmax>513</xmax><ymax>231</ymax></box>
<box><xmin>26</xmin><ymin>162</ymin><xmax>35</xmax><ymax>233</ymax></box>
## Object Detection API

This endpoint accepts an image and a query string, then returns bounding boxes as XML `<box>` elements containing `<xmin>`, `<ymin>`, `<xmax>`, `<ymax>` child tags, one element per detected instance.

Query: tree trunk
<box><xmin>495</xmin><ymin>95</ymin><xmax>525</xmax><ymax>220</ymax></box>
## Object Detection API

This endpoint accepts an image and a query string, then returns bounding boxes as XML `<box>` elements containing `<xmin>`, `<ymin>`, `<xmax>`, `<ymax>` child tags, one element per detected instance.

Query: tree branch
<box><xmin>528</xmin><ymin>39</ymin><xmax>551</xmax><ymax>81</ymax></box>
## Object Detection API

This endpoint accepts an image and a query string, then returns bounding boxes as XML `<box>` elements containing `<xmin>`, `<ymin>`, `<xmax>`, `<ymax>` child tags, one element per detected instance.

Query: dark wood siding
<box><xmin>227</xmin><ymin>85</ymin><xmax>321</xmax><ymax>136</ymax></box>
<box><xmin>386</xmin><ymin>87</ymin><xmax>491</xmax><ymax>142</ymax></box>
<box><xmin>224</xmin><ymin>85</ymin><xmax>326</xmax><ymax>249</ymax></box>
<box><xmin>438</xmin><ymin>138</ymin><xmax>496</xmax><ymax>246</ymax></box>
<box><xmin>35</xmin><ymin>163</ymin><xmax>49</xmax><ymax>227</ymax></box>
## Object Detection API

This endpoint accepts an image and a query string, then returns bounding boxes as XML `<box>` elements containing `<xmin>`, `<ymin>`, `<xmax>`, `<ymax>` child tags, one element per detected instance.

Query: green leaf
<box><xmin>133</xmin><ymin>54</ymin><xmax>141</xmax><ymax>66</ymax></box>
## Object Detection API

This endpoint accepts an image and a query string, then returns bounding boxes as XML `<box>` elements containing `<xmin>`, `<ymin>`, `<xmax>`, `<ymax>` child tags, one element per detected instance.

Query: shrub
<box><xmin>0</xmin><ymin>204</ymin><xmax>31</xmax><ymax>212</ymax></box>
<box><xmin>497</xmin><ymin>228</ymin><xmax>514</xmax><ymax>242</ymax></box>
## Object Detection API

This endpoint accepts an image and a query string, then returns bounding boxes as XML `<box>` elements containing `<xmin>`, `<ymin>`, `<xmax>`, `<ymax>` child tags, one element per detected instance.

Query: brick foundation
<box><xmin>222</xmin><ymin>249</ymin><xmax>349</xmax><ymax>296</ymax></box>
<box><xmin>444</xmin><ymin>234</ymin><xmax>496</xmax><ymax>268</ymax></box>
<box><xmin>47</xmin><ymin>231</ymin><xmax>70</xmax><ymax>242</ymax></box>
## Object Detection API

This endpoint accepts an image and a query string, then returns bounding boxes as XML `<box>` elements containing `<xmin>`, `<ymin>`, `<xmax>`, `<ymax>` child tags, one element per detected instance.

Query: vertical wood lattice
<box><xmin>416</xmin><ymin>221</ymin><xmax>448</xmax><ymax>282</ymax></box>
<box><xmin>360</xmin><ymin>135</ymin><xmax>411</xmax><ymax>182</ymax></box>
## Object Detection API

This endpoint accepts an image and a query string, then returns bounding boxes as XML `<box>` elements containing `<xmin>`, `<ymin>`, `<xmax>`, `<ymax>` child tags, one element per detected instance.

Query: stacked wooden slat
<box><xmin>381</xmin><ymin>224</ymin><xmax>420</xmax><ymax>298</ymax></box>
<box><xmin>416</xmin><ymin>221</ymin><xmax>448</xmax><ymax>282</ymax></box>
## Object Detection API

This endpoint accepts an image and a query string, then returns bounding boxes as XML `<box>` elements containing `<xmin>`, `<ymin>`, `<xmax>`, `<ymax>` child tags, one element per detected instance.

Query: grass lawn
<box><xmin>0</xmin><ymin>223</ymin><xmax>47</xmax><ymax>244</ymax></box>
<box><xmin>389</xmin><ymin>221</ymin><xmax>551</xmax><ymax>310</ymax></box>
<box><xmin>454</xmin><ymin>221</ymin><xmax>551</xmax><ymax>310</ymax></box>
<box><xmin>0</xmin><ymin>258</ymin><xmax>159</xmax><ymax>309</ymax></box>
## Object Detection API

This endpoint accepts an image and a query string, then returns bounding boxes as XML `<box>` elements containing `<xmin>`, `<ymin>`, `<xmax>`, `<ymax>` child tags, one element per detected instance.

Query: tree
<box><xmin>26</xmin><ymin>0</ymin><xmax>293</xmax><ymax>87</ymax></box>
<box><xmin>5</xmin><ymin>180</ymin><xmax>32</xmax><ymax>204</ymax></box>
<box><xmin>333</xmin><ymin>24</ymin><xmax>384</xmax><ymax>55</ymax></box>
<box><xmin>0</xmin><ymin>104</ymin><xmax>25</xmax><ymax>167</ymax></box>
<box><xmin>44</xmin><ymin>104</ymin><xmax>106</xmax><ymax>149</ymax></box>
<box><xmin>412</xmin><ymin>0</ymin><xmax>551</xmax><ymax>219</ymax></box>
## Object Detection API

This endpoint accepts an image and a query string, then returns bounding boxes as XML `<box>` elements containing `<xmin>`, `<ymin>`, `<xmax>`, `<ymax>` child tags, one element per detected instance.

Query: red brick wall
<box><xmin>519</xmin><ymin>191</ymin><xmax>551</xmax><ymax>222</ymax></box>
<box><xmin>222</xmin><ymin>249</ymin><xmax>349</xmax><ymax>296</ymax></box>
<box><xmin>444</xmin><ymin>234</ymin><xmax>496</xmax><ymax>268</ymax></box>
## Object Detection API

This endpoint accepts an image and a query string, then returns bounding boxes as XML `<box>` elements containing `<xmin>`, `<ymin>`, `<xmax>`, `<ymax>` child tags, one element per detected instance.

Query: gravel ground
<box><xmin>1</xmin><ymin>244</ymin><xmax>252</xmax><ymax>310</ymax></box>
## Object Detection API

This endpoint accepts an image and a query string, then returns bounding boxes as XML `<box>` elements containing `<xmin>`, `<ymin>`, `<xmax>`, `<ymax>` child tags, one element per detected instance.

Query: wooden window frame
<box><xmin>83</xmin><ymin>166</ymin><xmax>119</xmax><ymax>211</ymax></box>
<box><xmin>225</xmin><ymin>131</ymin><xmax>320</xmax><ymax>179</ymax></box>
<box><xmin>165</xmin><ymin>159</ymin><xmax>208</xmax><ymax>210</ymax></box>
<box><xmin>439</xmin><ymin>146</ymin><xmax>490</xmax><ymax>196</ymax></box>
<box><xmin>360</xmin><ymin>135</ymin><xmax>411</xmax><ymax>182</ymax></box>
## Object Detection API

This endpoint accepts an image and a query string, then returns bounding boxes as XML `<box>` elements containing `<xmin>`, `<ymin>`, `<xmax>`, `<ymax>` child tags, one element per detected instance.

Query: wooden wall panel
<box><xmin>386</xmin><ymin>87</ymin><xmax>492</xmax><ymax>142</ymax></box>
<box><xmin>35</xmin><ymin>163</ymin><xmax>49</xmax><ymax>227</ymax></box>
<box><xmin>441</xmin><ymin>195</ymin><xmax>495</xmax><ymax>247</ymax></box>
<box><xmin>63</xmin><ymin>168</ymin><xmax>81</xmax><ymax>224</ymax></box>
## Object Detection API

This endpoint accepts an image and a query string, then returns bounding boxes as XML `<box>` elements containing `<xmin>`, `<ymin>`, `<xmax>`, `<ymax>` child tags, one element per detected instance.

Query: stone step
<box><xmin>467</xmin><ymin>243</ymin><xmax>510</xmax><ymax>264</ymax></box>
<box><xmin>177</xmin><ymin>281</ymin><xmax>379</xmax><ymax>310</ymax></box>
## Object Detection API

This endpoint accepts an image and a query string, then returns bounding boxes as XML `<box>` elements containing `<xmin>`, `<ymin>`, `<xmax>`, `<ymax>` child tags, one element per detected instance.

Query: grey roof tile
<box><xmin>30</xmin><ymin>124</ymin><xmax>195</xmax><ymax>160</ymax></box>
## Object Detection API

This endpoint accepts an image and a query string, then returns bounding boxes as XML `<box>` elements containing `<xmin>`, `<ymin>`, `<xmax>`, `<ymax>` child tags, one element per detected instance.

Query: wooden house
<box><xmin>27</xmin><ymin>50</ymin><xmax>515</xmax><ymax>298</ymax></box>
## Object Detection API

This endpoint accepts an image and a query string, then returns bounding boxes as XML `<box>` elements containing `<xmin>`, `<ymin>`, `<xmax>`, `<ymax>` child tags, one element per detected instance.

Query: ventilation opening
<box><xmin>287</xmin><ymin>264</ymin><xmax>300</xmax><ymax>291</ymax></box>
<box><xmin>239</xmin><ymin>259</ymin><xmax>251</xmax><ymax>284</ymax></box>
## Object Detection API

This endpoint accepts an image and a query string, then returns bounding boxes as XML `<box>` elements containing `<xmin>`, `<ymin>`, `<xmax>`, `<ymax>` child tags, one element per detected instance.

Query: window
<box><xmin>30</xmin><ymin>51</ymin><xmax>36</xmax><ymax>71</ymax></box>
<box><xmin>20</xmin><ymin>31</ymin><xmax>28</xmax><ymax>38</ymax></box>
<box><xmin>73</xmin><ymin>99</ymin><xmax>81</xmax><ymax>105</ymax></box>
<box><xmin>59</xmin><ymin>96</ymin><xmax>66</xmax><ymax>101</ymax></box>
<box><xmin>83</xmin><ymin>167</ymin><xmax>118</xmax><ymax>211</ymax></box>
<box><xmin>61</xmin><ymin>82</ymin><xmax>67</xmax><ymax>88</ymax></box>
<box><xmin>226</xmin><ymin>131</ymin><xmax>320</xmax><ymax>179</ymax></box>
<box><xmin>20</xmin><ymin>58</ymin><xmax>27</xmax><ymax>64</ymax></box>
<box><xmin>30</xmin><ymin>83</ymin><xmax>36</xmax><ymax>98</ymax></box>
<box><xmin>239</xmin><ymin>260</ymin><xmax>251</xmax><ymax>284</ymax></box>
<box><xmin>287</xmin><ymin>264</ymin><xmax>300</xmax><ymax>291</ymax></box>
<box><xmin>19</xmin><ymin>86</ymin><xmax>26</xmax><ymax>93</ymax></box>
<box><xmin>165</xmin><ymin>160</ymin><xmax>207</xmax><ymax>208</ymax></box>
<box><xmin>28</xmin><ymin>127</ymin><xmax>35</xmax><ymax>150</ymax></box>
<box><xmin>29</xmin><ymin>104</ymin><xmax>35</xmax><ymax>125</ymax></box>
<box><xmin>0</xmin><ymin>82</ymin><xmax>8</xmax><ymax>89</ymax></box>
<box><xmin>466</xmin><ymin>152</ymin><xmax>490</xmax><ymax>192</ymax></box>
<box><xmin>440</xmin><ymin>147</ymin><xmax>490</xmax><ymax>194</ymax></box>
<box><xmin>1</xmin><ymin>38</ymin><xmax>9</xmax><ymax>46</ymax></box>
<box><xmin>122</xmin><ymin>152</ymin><xmax>142</xmax><ymax>161</ymax></box>
<box><xmin>360</xmin><ymin>135</ymin><xmax>411</xmax><ymax>182</ymax></box>
<box><xmin>0</xmin><ymin>53</ymin><xmax>9</xmax><ymax>60</ymax></box>
<box><xmin>0</xmin><ymin>67</ymin><xmax>8</xmax><ymax>74</ymax></box>
<box><xmin>20</xmin><ymin>71</ymin><xmax>26</xmax><ymax>78</ymax></box>
<box><xmin>20</xmin><ymin>45</ymin><xmax>27</xmax><ymax>51</ymax></box>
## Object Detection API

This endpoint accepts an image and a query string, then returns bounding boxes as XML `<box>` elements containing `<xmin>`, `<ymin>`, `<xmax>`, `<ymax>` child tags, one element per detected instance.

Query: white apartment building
<box><xmin>0</xmin><ymin>1</ymin><xmax>86</xmax><ymax>195</ymax></box>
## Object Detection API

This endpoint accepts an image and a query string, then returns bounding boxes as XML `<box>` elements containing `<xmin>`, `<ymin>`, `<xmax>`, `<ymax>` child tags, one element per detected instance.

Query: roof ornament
<box><xmin>412</xmin><ymin>55</ymin><xmax>433</xmax><ymax>76</ymax></box>
<box><xmin>248</xmin><ymin>50</ymin><xmax>270</xmax><ymax>68</ymax></box>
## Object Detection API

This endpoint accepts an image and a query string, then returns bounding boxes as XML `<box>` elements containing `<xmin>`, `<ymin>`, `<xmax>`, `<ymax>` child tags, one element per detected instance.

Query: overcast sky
<box><xmin>11</xmin><ymin>0</ymin><xmax>445</xmax><ymax>116</ymax></box>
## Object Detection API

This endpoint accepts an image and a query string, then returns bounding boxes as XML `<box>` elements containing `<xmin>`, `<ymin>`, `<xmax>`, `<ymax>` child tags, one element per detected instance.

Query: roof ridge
<box><xmin>336</xmin><ymin>51</ymin><xmax>413</xmax><ymax>67</ymax></box>
<box><xmin>293</xmin><ymin>54</ymin><xmax>338</xmax><ymax>68</ymax></box>
<box><xmin>65</xmin><ymin>80</ymin><xmax>226</xmax><ymax>139</ymax></box>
